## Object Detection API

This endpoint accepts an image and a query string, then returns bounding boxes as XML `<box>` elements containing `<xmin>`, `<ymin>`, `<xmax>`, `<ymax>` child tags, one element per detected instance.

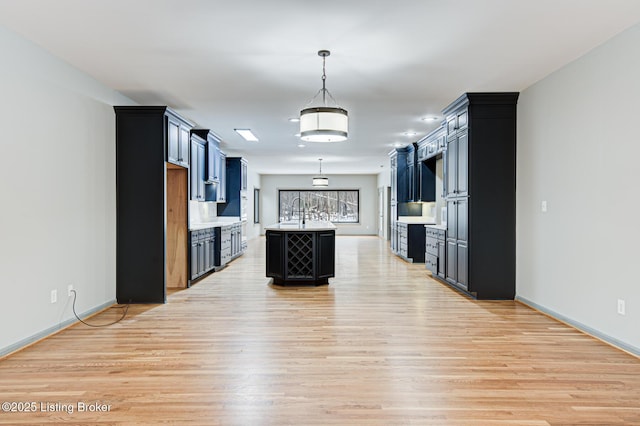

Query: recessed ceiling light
<box><xmin>288</xmin><ymin>117</ymin><xmax>300</xmax><ymax>123</ymax></box>
<box><xmin>234</xmin><ymin>128</ymin><xmax>259</xmax><ymax>142</ymax></box>
<box><xmin>403</xmin><ymin>131</ymin><xmax>417</xmax><ymax>137</ymax></box>
<box><xmin>294</xmin><ymin>133</ymin><xmax>301</xmax><ymax>137</ymax></box>
<box><xmin>392</xmin><ymin>142</ymin><xmax>404</xmax><ymax>148</ymax></box>
<box><xmin>422</xmin><ymin>116</ymin><xmax>439</xmax><ymax>122</ymax></box>
<box><xmin>297</xmin><ymin>143</ymin><xmax>306</xmax><ymax>148</ymax></box>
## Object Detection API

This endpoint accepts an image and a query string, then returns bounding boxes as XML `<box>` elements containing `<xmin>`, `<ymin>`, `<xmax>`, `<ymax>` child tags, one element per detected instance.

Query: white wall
<box><xmin>245</xmin><ymin>168</ymin><xmax>262</xmax><ymax>240</ymax></box>
<box><xmin>376</xmin><ymin>171</ymin><xmax>391</xmax><ymax>239</ymax></box>
<box><xmin>0</xmin><ymin>25</ymin><xmax>134</xmax><ymax>355</ymax></box>
<box><xmin>260</xmin><ymin>174</ymin><xmax>378</xmax><ymax>235</ymax></box>
<box><xmin>517</xmin><ymin>23</ymin><xmax>640</xmax><ymax>353</ymax></box>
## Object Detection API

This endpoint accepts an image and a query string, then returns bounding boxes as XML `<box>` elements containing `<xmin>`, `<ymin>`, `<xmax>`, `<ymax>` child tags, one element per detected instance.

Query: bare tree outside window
<box><xmin>279</xmin><ymin>190</ymin><xmax>359</xmax><ymax>223</ymax></box>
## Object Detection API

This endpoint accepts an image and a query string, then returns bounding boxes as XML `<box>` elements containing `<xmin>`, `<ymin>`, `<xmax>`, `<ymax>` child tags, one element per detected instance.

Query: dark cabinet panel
<box><xmin>457</xmin><ymin>130</ymin><xmax>468</xmax><ymax>197</ymax></box>
<box><xmin>217</xmin><ymin>157</ymin><xmax>246</xmax><ymax>217</ymax></box>
<box><xmin>167</xmin><ymin>118</ymin><xmax>180</xmax><ymax>166</ymax></box>
<box><xmin>456</xmin><ymin>198</ymin><xmax>468</xmax><ymax>243</ymax></box>
<box><xmin>446</xmin><ymin>130</ymin><xmax>468</xmax><ymax>198</ymax></box>
<box><xmin>446</xmin><ymin>240</ymin><xmax>457</xmax><ymax>284</ymax></box>
<box><xmin>392</xmin><ymin>148</ymin><xmax>410</xmax><ymax>203</ymax></box>
<box><xmin>317</xmin><ymin>231</ymin><xmax>335</xmax><ymax>279</ymax></box>
<box><xmin>216</xmin><ymin>150</ymin><xmax>227</xmax><ymax>202</ymax></box>
<box><xmin>190</xmin><ymin>136</ymin><xmax>206</xmax><ymax>201</ymax></box>
<box><xmin>167</xmin><ymin>116</ymin><xmax>190</xmax><ymax>168</ymax></box>
<box><xmin>447</xmin><ymin>200</ymin><xmax>457</xmax><ymax>239</ymax></box>
<box><xmin>446</xmin><ymin>136</ymin><xmax>458</xmax><ymax>198</ymax></box>
<box><xmin>190</xmin><ymin>236</ymin><xmax>200</xmax><ymax>279</ymax></box>
<box><xmin>266</xmin><ymin>231</ymin><xmax>284</xmax><ymax>279</ymax></box>
<box><xmin>241</xmin><ymin>159</ymin><xmax>248</xmax><ymax>192</ymax></box>
<box><xmin>437</xmin><ymin>239</ymin><xmax>446</xmax><ymax>278</ymax></box>
<box><xmin>179</xmin><ymin>127</ymin><xmax>190</xmax><ymax>168</ymax></box>
<box><xmin>457</xmin><ymin>243</ymin><xmax>468</xmax><ymax>290</ymax></box>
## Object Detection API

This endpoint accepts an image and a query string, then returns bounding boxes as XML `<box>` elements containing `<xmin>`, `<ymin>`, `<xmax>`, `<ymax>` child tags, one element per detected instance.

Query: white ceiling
<box><xmin>2</xmin><ymin>0</ymin><xmax>640</xmax><ymax>175</ymax></box>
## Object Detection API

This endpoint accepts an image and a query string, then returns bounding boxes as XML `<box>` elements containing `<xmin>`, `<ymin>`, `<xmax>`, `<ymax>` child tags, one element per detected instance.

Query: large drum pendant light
<box><xmin>300</xmin><ymin>50</ymin><xmax>348</xmax><ymax>143</ymax></box>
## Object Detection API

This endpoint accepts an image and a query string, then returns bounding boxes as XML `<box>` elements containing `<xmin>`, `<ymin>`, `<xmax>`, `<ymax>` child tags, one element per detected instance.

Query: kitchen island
<box><xmin>265</xmin><ymin>222</ymin><xmax>336</xmax><ymax>286</ymax></box>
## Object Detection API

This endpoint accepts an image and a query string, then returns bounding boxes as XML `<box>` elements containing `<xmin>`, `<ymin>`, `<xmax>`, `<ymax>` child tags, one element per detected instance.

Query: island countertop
<box><xmin>264</xmin><ymin>221</ymin><xmax>337</xmax><ymax>231</ymax></box>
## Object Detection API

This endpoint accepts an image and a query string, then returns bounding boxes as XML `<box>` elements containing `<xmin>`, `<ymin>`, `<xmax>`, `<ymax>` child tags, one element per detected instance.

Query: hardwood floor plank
<box><xmin>0</xmin><ymin>236</ymin><xmax>638</xmax><ymax>425</ymax></box>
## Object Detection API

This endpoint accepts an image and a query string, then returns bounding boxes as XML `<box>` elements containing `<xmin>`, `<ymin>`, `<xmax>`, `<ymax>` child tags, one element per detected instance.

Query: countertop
<box><xmin>397</xmin><ymin>219</ymin><xmax>437</xmax><ymax>225</ymax></box>
<box><xmin>264</xmin><ymin>221</ymin><xmax>337</xmax><ymax>231</ymax></box>
<box><xmin>189</xmin><ymin>220</ymin><xmax>242</xmax><ymax>231</ymax></box>
<box><xmin>424</xmin><ymin>224</ymin><xmax>447</xmax><ymax>230</ymax></box>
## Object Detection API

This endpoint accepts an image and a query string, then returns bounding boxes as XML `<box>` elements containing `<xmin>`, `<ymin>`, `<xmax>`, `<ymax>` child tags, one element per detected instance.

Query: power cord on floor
<box><xmin>71</xmin><ymin>289</ymin><xmax>130</xmax><ymax>327</ymax></box>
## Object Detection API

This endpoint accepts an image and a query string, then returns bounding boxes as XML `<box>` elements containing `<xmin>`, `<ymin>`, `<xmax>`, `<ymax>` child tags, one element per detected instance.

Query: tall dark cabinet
<box><xmin>442</xmin><ymin>92</ymin><xmax>518</xmax><ymax>299</ymax></box>
<box><xmin>114</xmin><ymin>106</ymin><xmax>194</xmax><ymax>303</ymax></box>
<box><xmin>389</xmin><ymin>147</ymin><xmax>410</xmax><ymax>253</ymax></box>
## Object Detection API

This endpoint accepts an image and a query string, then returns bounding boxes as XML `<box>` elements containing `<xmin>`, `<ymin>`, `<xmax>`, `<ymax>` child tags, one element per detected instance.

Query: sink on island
<box><xmin>265</xmin><ymin>221</ymin><xmax>336</xmax><ymax>286</ymax></box>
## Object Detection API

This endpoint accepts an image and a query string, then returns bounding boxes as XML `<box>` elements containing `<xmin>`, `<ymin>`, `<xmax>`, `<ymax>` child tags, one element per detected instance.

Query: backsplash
<box><xmin>398</xmin><ymin>201</ymin><xmax>437</xmax><ymax>223</ymax></box>
<box><xmin>189</xmin><ymin>201</ymin><xmax>218</xmax><ymax>225</ymax></box>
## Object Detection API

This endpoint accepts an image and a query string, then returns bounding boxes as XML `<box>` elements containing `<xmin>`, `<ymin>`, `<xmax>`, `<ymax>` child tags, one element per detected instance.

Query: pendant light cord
<box><xmin>303</xmin><ymin>50</ymin><xmax>340</xmax><ymax>108</ymax></box>
<box><xmin>321</xmin><ymin>55</ymin><xmax>327</xmax><ymax>105</ymax></box>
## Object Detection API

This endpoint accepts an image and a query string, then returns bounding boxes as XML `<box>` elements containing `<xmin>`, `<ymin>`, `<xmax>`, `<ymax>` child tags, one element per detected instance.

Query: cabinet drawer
<box><xmin>425</xmin><ymin>253</ymin><xmax>438</xmax><ymax>273</ymax></box>
<box><xmin>425</xmin><ymin>237</ymin><xmax>438</xmax><ymax>256</ymax></box>
<box><xmin>425</xmin><ymin>227</ymin><xmax>445</xmax><ymax>240</ymax></box>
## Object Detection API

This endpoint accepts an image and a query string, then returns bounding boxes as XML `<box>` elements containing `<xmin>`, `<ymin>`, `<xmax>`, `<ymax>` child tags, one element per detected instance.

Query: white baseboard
<box><xmin>0</xmin><ymin>300</ymin><xmax>116</xmax><ymax>358</ymax></box>
<box><xmin>516</xmin><ymin>296</ymin><xmax>639</xmax><ymax>358</ymax></box>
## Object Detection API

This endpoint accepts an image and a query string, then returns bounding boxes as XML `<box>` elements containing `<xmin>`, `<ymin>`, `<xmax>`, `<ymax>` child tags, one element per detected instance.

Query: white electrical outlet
<box><xmin>50</xmin><ymin>289</ymin><xmax>57</xmax><ymax>304</ymax></box>
<box><xmin>67</xmin><ymin>285</ymin><xmax>74</xmax><ymax>297</ymax></box>
<box><xmin>617</xmin><ymin>299</ymin><xmax>626</xmax><ymax>315</ymax></box>
<box><xmin>541</xmin><ymin>200</ymin><xmax>548</xmax><ymax>213</ymax></box>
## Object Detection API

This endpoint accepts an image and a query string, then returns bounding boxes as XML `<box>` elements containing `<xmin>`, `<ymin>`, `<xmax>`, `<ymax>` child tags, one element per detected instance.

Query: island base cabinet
<box><xmin>266</xmin><ymin>229</ymin><xmax>335</xmax><ymax>286</ymax></box>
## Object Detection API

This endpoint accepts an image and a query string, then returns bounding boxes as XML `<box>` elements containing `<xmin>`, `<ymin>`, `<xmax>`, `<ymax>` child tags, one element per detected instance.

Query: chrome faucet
<box><xmin>288</xmin><ymin>197</ymin><xmax>303</xmax><ymax>222</ymax></box>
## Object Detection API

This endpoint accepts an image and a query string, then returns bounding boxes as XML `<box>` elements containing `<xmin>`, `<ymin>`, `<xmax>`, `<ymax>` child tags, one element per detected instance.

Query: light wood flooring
<box><xmin>1</xmin><ymin>236</ymin><xmax>639</xmax><ymax>425</ymax></box>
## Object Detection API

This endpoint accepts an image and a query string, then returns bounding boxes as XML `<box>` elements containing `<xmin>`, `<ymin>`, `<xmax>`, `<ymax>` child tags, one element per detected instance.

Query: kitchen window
<box><xmin>278</xmin><ymin>190</ymin><xmax>359</xmax><ymax>223</ymax></box>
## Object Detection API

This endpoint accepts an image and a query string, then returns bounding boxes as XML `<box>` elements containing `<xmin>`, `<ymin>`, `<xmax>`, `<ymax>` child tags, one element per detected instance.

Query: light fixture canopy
<box><xmin>312</xmin><ymin>158</ymin><xmax>329</xmax><ymax>187</ymax></box>
<box><xmin>300</xmin><ymin>50</ymin><xmax>348</xmax><ymax>143</ymax></box>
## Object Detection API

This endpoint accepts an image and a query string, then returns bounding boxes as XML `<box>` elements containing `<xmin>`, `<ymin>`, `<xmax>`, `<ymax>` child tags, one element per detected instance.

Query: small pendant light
<box><xmin>312</xmin><ymin>158</ymin><xmax>329</xmax><ymax>187</ymax></box>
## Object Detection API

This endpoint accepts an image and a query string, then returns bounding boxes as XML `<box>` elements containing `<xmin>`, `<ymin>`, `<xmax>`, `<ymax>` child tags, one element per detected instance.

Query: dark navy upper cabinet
<box><xmin>189</xmin><ymin>134</ymin><xmax>206</xmax><ymax>201</ymax></box>
<box><xmin>392</xmin><ymin>147</ymin><xmax>410</xmax><ymax>203</ymax></box>
<box><xmin>191</xmin><ymin>129</ymin><xmax>227</xmax><ymax>203</ymax></box>
<box><xmin>217</xmin><ymin>157</ymin><xmax>247</xmax><ymax>218</ymax></box>
<box><xmin>214</xmin><ymin>149</ymin><xmax>227</xmax><ymax>202</ymax></box>
<box><xmin>416</xmin><ymin>125</ymin><xmax>445</xmax><ymax>202</ymax></box>
<box><xmin>167</xmin><ymin>115</ymin><xmax>190</xmax><ymax>168</ymax></box>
